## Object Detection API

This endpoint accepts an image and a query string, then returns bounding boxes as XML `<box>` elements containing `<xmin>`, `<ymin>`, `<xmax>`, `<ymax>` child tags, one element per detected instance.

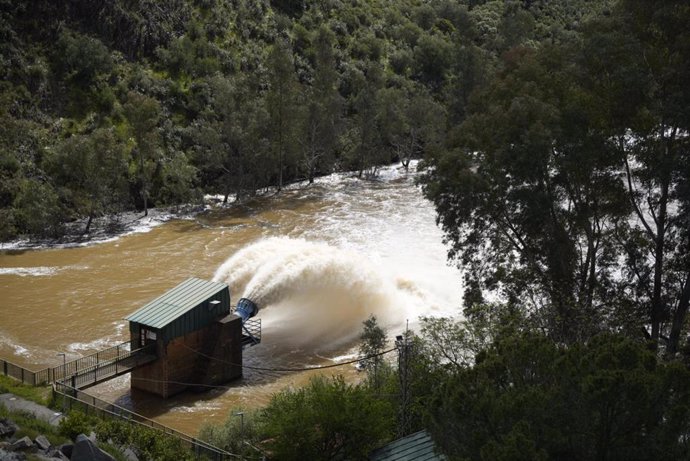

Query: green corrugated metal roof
<box><xmin>369</xmin><ymin>431</ymin><xmax>446</xmax><ymax>461</ymax></box>
<box><xmin>125</xmin><ymin>278</ymin><xmax>229</xmax><ymax>329</ymax></box>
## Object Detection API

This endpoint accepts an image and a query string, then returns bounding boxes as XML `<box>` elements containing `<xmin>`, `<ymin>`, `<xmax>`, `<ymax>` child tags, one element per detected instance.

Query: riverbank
<box><xmin>0</xmin><ymin>205</ymin><xmax>203</xmax><ymax>252</ymax></box>
<box><xmin>0</xmin><ymin>162</ymin><xmax>419</xmax><ymax>253</ymax></box>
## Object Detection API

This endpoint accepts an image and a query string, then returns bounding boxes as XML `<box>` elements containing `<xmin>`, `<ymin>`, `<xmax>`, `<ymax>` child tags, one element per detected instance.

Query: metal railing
<box><xmin>1</xmin><ymin>342</ymin><xmax>141</xmax><ymax>386</ymax></box>
<box><xmin>53</xmin><ymin>382</ymin><xmax>237</xmax><ymax>460</ymax></box>
<box><xmin>53</xmin><ymin>341</ymin><xmax>135</xmax><ymax>383</ymax></box>
<box><xmin>2</xmin><ymin>356</ymin><xmax>236</xmax><ymax>460</ymax></box>
<box><xmin>242</xmin><ymin>319</ymin><xmax>261</xmax><ymax>346</ymax></box>
<box><xmin>1</xmin><ymin>358</ymin><xmax>45</xmax><ymax>386</ymax></box>
<box><xmin>60</xmin><ymin>344</ymin><xmax>156</xmax><ymax>390</ymax></box>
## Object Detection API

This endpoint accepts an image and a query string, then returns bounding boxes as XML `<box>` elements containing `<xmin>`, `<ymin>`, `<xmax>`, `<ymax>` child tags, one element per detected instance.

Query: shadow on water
<box><xmin>0</xmin><ymin>249</ymin><xmax>28</xmax><ymax>256</ymax></box>
<box><xmin>111</xmin><ymin>337</ymin><xmax>360</xmax><ymax>422</ymax></box>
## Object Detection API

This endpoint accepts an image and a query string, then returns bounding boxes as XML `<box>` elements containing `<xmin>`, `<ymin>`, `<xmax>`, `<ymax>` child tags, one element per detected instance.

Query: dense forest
<box><xmin>2</xmin><ymin>0</ymin><xmax>690</xmax><ymax>459</ymax></box>
<box><xmin>1</xmin><ymin>0</ymin><xmax>610</xmax><ymax>240</ymax></box>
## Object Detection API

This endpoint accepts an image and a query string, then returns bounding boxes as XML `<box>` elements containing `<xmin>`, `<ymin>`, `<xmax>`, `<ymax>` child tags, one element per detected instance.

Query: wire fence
<box><xmin>53</xmin><ymin>382</ymin><xmax>237</xmax><ymax>460</ymax></box>
<box><xmin>1</xmin><ymin>356</ymin><xmax>236</xmax><ymax>460</ymax></box>
<box><xmin>1</xmin><ymin>358</ymin><xmax>46</xmax><ymax>386</ymax></box>
<box><xmin>1</xmin><ymin>342</ymin><xmax>138</xmax><ymax>386</ymax></box>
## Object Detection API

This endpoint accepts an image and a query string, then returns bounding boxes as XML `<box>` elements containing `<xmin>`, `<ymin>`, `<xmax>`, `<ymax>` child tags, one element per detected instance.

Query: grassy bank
<box><xmin>0</xmin><ymin>375</ymin><xmax>52</xmax><ymax>406</ymax></box>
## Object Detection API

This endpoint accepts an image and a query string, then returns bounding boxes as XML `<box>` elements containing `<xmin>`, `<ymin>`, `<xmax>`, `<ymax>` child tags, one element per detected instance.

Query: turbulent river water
<box><xmin>0</xmin><ymin>163</ymin><xmax>462</xmax><ymax>435</ymax></box>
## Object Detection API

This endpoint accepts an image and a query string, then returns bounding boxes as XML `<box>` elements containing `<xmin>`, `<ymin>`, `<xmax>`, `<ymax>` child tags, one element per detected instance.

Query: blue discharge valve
<box><xmin>235</xmin><ymin>298</ymin><xmax>259</xmax><ymax>323</ymax></box>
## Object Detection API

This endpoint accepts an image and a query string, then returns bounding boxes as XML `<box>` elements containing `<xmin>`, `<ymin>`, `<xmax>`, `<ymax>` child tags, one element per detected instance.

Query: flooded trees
<box><xmin>47</xmin><ymin>128</ymin><xmax>129</xmax><ymax>233</ymax></box>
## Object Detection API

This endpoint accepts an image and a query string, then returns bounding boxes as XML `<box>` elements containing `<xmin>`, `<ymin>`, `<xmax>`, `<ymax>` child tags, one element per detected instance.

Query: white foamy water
<box><xmin>214</xmin><ymin>238</ymin><xmax>410</xmax><ymax>346</ymax></box>
<box><xmin>67</xmin><ymin>321</ymin><xmax>127</xmax><ymax>353</ymax></box>
<box><xmin>0</xmin><ymin>266</ymin><xmax>61</xmax><ymax>277</ymax></box>
<box><xmin>213</xmin><ymin>162</ymin><xmax>462</xmax><ymax>347</ymax></box>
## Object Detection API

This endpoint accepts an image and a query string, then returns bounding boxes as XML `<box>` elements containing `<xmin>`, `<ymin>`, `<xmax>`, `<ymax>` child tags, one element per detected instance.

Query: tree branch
<box><xmin>624</xmin><ymin>152</ymin><xmax>656</xmax><ymax>239</ymax></box>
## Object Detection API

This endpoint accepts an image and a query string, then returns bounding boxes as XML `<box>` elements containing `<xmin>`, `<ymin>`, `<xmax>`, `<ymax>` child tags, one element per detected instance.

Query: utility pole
<box><xmin>234</xmin><ymin>411</ymin><xmax>245</xmax><ymax>437</ymax></box>
<box><xmin>396</xmin><ymin>323</ymin><xmax>413</xmax><ymax>438</ymax></box>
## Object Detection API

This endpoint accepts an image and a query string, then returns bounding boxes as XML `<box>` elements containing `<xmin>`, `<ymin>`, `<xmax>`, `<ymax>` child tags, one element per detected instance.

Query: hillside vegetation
<box><xmin>0</xmin><ymin>0</ymin><xmax>609</xmax><ymax>240</ymax></box>
<box><xmin>2</xmin><ymin>2</ymin><xmax>690</xmax><ymax>458</ymax></box>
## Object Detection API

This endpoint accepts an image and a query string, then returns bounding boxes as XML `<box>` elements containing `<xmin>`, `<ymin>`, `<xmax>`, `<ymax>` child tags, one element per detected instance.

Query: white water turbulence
<box><xmin>213</xmin><ymin>237</ymin><xmax>418</xmax><ymax>348</ymax></box>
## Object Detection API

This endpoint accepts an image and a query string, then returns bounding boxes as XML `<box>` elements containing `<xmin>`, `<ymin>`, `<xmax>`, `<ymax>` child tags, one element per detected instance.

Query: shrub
<box><xmin>58</xmin><ymin>410</ymin><xmax>98</xmax><ymax>440</ymax></box>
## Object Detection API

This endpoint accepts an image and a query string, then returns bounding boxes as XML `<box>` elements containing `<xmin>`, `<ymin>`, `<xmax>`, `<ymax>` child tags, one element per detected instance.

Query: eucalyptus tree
<box><xmin>421</xmin><ymin>44</ymin><xmax>629</xmax><ymax>342</ymax></box>
<box><xmin>590</xmin><ymin>0</ymin><xmax>690</xmax><ymax>352</ymax></box>
<box><xmin>266</xmin><ymin>39</ymin><xmax>300</xmax><ymax>190</ymax></box>
<box><xmin>378</xmin><ymin>86</ymin><xmax>446</xmax><ymax>171</ymax></box>
<box><xmin>349</xmin><ymin>62</ymin><xmax>387</xmax><ymax>178</ymax></box>
<box><xmin>421</xmin><ymin>0</ymin><xmax>690</xmax><ymax>349</ymax></box>
<box><xmin>359</xmin><ymin>315</ymin><xmax>388</xmax><ymax>390</ymax></box>
<box><xmin>193</xmin><ymin>75</ymin><xmax>270</xmax><ymax>202</ymax></box>
<box><xmin>123</xmin><ymin>91</ymin><xmax>161</xmax><ymax>217</ymax></box>
<box><xmin>298</xmin><ymin>26</ymin><xmax>343</xmax><ymax>183</ymax></box>
<box><xmin>47</xmin><ymin>128</ymin><xmax>129</xmax><ymax>233</ymax></box>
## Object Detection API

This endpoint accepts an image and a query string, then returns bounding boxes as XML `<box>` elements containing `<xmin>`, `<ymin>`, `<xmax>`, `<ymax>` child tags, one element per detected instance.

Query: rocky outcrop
<box><xmin>0</xmin><ymin>415</ymin><xmax>126</xmax><ymax>461</ymax></box>
<box><xmin>70</xmin><ymin>434</ymin><xmax>115</xmax><ymax>461</ymax></box>
<box><xmin>35</xmin><ymin>435</ymin><xmax>51</xmax><ymax>451</ymax></box>
<box><xmin>0</xmin><ymin>419</ymin><xmax>18</xmax><ymax>438</ymax></box>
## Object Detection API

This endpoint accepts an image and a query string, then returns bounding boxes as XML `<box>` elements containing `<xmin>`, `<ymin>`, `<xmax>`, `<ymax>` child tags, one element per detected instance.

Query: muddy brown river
<box><xmin>0</xmin><ymin>164</ymin><xmax>461</xmax><ymax>435</ymax></box>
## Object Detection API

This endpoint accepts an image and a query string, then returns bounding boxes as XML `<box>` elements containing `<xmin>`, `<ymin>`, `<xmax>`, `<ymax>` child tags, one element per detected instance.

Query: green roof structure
<box><xmin>125</xmin><ymin>277</ymin><xmax>230</xmax><ymax>343</ymax></box>
<box><xmin>369</xmin><ymin>431</ymin><xmax>446</xmax><ymax>461</ymax></box>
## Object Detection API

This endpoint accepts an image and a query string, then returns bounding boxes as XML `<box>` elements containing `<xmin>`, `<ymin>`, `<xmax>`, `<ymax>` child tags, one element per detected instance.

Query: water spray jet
<box><xmin>213</xmin><ymin>237</ymin><xmax>426</xmax><ymax>349</ymax></box>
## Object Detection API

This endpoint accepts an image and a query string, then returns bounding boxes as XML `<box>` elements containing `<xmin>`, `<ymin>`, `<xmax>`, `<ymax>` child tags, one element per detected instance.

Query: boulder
<box><xmin>0</xmin><ymin>419</ymin><xmax>18</xmax><ymax>438</ymax></box>
<box><xmin>122</xmin><ymin>446</ymin><xmax>139</xmax><ymax>461</ymax></box>
<box><xmin>34</xmin><ymin>435</ymin><xmax>51</xmax><ymax>451</ymax></box>
<box><xmin>71</xmin><ymin>434</ymin><xmax>115</xmax><ymax>461</ymax></box>
<box><xmin>58</xmin><ymin>443</ymin><xmax>72</xmax><ymax>458</ymax></box>
<box><xmin>10</xmin><ymin>436</ymin><xmax>33</xmax><ymax>451</ymax></box>
<box><xmin>48</xmin><ymin>448</ymin><xmax>70</xmax><ymax>460</ymax></box>
<box><xmin>75</xmin><ymin>432</ymin><xmax>97</xmax><ymax>444</ymax></box>
<box><xmin>0</xmin><ymin>447</ymin><xmax>26</xmax><ymax>460</ymax></box>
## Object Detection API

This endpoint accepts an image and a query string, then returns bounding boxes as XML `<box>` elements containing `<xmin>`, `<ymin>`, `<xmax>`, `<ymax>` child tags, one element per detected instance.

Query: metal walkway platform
<box><xmin>56</xmin><ymin>343</ymin><xmax>156</xmax><ymax>390</ymax></box>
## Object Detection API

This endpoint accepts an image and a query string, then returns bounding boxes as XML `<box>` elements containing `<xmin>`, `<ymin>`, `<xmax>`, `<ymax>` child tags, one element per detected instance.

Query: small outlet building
<box><xmin>125</xmin><ymin>277</ymin><xmax>245</xmax><ymax>398</ymax></box>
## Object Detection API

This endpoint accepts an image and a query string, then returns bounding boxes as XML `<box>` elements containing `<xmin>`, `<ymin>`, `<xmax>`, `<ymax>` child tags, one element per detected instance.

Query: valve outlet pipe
<box><xmin>235</xmin><ymin>298</ymin><xmax>259</xmax><ymax>323</ymax></box>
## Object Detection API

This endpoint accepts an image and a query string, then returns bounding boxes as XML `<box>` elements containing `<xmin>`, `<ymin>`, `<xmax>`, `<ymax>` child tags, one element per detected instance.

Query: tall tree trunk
<box><xmin>84</xmin><ymin>214</ymin><xmax>93</xmax><ymax>234</ymax></box>
<box><xmin>137</xmin><ymin>147</ymin><xmax>149</xmax><ymax>217</ymax></box>
<box><xmin>278</xmin><ymin>90</ymin><xmax>284</xmax><ymax>191</ymax></box>
<box><xmin>668</xmin><ymin>273</ymin><xmax>690</xmax><ymax>356</ymax></box>
<box><xmin>651</xmin><ymin>149</ymin><xmax>671</xmax><ymax>344</ymax></box>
